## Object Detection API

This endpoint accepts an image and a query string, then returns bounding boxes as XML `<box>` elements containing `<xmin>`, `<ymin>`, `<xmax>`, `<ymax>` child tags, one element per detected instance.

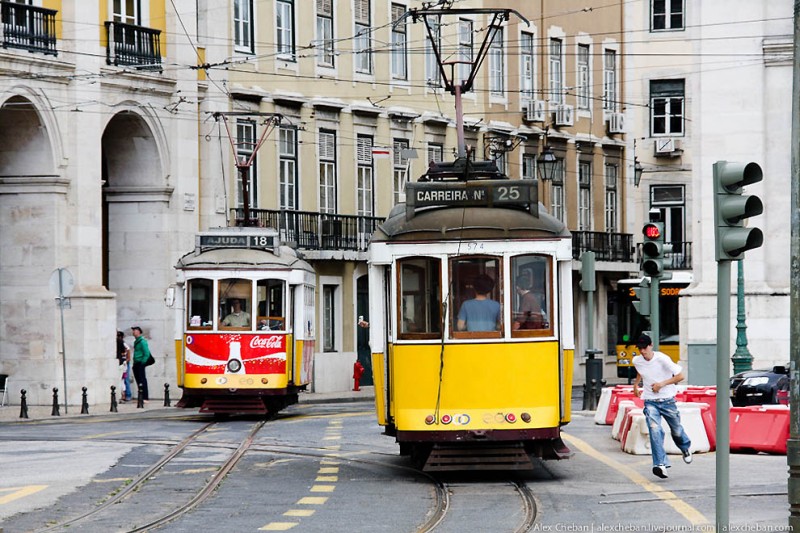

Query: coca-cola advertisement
<box><xmin>184</xmin><ymin>333</ymin><xmax>287</xmax><ymax>374</ymax></box>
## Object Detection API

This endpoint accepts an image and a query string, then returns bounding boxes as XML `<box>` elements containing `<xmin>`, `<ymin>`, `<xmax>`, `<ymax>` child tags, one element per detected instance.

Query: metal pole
<box><xmin>454</xmin><ymin>84</ymin><xmax>466</xmax><ymax>158</ymax></box>
<box><xmin>58</xmin><ymin>269</ymin><xmax>68</xmax><ymax>415</ymax></box>
<box><xmin>716</xmin><ymin>260</ymin><xmax>731</xmax><ymax>531</ymax></box>
<box><xmin>732</xmin><ymin>260</ymin><xmax>753</xmax><ymax>373</ymax></box>
<box><xmin>649</xmin><ymin>276</ymin><xmax>660</xmax><ymax>350</ymax></box>
<box><xmin>788</xmin><ymin>1</ymin><xmax>800</xmax><ymax>528</ymax></box>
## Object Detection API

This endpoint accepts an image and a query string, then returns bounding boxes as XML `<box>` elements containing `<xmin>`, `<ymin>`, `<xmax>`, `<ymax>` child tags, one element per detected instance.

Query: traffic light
<box><xmin>632</xmin><ymin>278</ymin><xmax>651</xmax><ymax>317</ymax></box>
<box><xmin>641</xmin><ymin>222</ymin><xmax>672</xmax><ymax>278</ymax></box>
<box><xmin>712</xmin><ymin>161</ymin><xmax>764</xmax><ymax>261</ymax></box>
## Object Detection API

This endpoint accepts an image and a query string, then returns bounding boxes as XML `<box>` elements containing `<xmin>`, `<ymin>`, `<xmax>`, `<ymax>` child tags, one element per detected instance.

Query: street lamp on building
<box><xmin>634</xmin><ymin>157</ymin><xmax>644</xmax><ymax>187</ymax></box>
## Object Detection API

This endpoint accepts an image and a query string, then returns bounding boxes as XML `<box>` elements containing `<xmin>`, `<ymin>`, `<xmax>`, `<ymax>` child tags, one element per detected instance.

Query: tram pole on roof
<box><xmin>408</xmin><ymin>7</ymin><xmax>528</xmax><ymax>162</ymax></box>
<box><xmin>212</xmin><ymin>112</ymin><xmax>284</xmax><ymax>227</ymax></box>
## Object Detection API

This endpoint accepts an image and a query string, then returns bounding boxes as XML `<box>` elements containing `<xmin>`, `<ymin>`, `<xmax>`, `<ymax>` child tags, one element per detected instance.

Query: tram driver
<box><xmin>513</xmin><ymin>276</ymin><xmax>546</xmax><ymax>330</ymax></box>
<box><xmin>222</xmin><ymin>298</ymin><xmax>251</xmax><ymax>328</ymax></box>
<box><xmin>456</xmin><ymin>274</ymin><xmax>501</xmax><ymax>332</ymax></box>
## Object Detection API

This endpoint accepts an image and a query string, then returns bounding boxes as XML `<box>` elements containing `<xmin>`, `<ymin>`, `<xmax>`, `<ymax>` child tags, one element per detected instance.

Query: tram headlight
<box><xmin>227</xmin><ymin>359</ymin><xmax>243</xmax><ymax>373</ymax></box>
<box><xmin>505</xmin><ymin>413</ymin><xmax>517</xmax><ymax>423</ymax></box>
<box><xmin>521</xmin><ymin>413</ymin><xmax>531</xmax><ymax>423</ymax></box>
<box><xmin>261</xmin><ymin>378</ymin><xmax>269</xmax><ymax>384</ymax></box>
<box><xmin>425</xmin><ymin>415</ymin><xmax>435</xmax><ymax>425</ymax></box>
<box><xmin>441</xmin><ymin>414</ymin><xmax>452</xmax><ymax>425</ymax></box>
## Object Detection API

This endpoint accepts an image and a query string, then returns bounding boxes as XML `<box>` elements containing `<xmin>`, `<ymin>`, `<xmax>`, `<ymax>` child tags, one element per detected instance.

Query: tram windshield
<box><xmin>257</xmin><ymin>279</ymin><xmax>286</xmax><ymax>331</ymax></box>
<box><xmin>450</xmin><ymin>256</ymin><xmax>502</xmax><ymax>338</ymax></box>
<box><xmin>397</xmin><ymin>257</ymin><xmax>441</xmax><ymax>339</ymax></box>
<box><xmin>219</xmin><ymin>278</ymin><xmax>253</xmax><ymax>330</ymax></box>
<box><xmin>511</xmin><ymin>255</ymin><xmax>552</xmax><ymax>335</ymax></box>
<box><xmin>187</xmin><ymin>278</ymin><xmax>213</xmax><ymax>329</ymax></box>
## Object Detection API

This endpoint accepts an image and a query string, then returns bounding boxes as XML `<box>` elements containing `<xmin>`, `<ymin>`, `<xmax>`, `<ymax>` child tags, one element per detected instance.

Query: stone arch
<box><xmin>0</xmin><ymin>94</ymin><xmax>58</xmax><ymax>176</ymax></box>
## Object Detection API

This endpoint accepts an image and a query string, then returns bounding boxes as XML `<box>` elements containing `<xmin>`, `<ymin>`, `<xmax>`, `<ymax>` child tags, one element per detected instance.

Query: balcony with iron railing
<box><xmin>1</xmin><ymin>1</ymin><xmax>57</xmax><ymax>56</ymax></box>
<box><xmin>104</xmin><ymin>21</ymin><xmax>161</xmax><ymax>70</ymax></box>
<box><xmin>231</xmin><ymin>208</ymin><xmax>383</xmax><ymax>252</ymax></box>
<box><xmin>572</xmin><ymin>231</ymin><xmax>636</xmax><ymax>263</ymax></box>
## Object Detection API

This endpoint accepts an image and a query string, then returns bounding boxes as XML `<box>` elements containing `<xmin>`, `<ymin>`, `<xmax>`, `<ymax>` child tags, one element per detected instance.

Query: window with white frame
<box><xmin>650</xmin><ymin>185</ymin><xmax>685</xmax><ymax>245</ymax></box>
<box><xmin>316</xmin><ymin>0</ymin><xmax>334</xmax><ymax>66</ymax></box>
<box><xmin>425</xmin><ymin>18</ymin><xmax>441</xmax><ymax>87</ymax></box>
<box><xmin>577</xmin><ymin>44</ymin><xmax>590</xmax><ymax>110</ymax></box>
<box><xmin>522</xmin><ymin>153</ymin><xmax>535</xmax><ymax>180</ymax></box>
<box><xmin>322</xmin><ymin>284</ymin><xmax>336</xmax><ymax>351</ymax></box>
<box><xmin>279</xmin><ymin>126</ymin><xmax>297</xmax><ymax>210</ymax></box>
<box><xmin>112</xmin><ymin>0</ymin><xmax>139</xmax><ymax>24</ymax></box>
<box><xmin>458</xmin><ymin>19</ymin><xmax>473</xmax><ymax>85</ymax></box>
<box><xmin>604</xmin><ymin>163</ymin><xmax>618</xmax><ymax>232</ymax></box>
<box><xmin>520</xmin><ymin>32</ymin><xmax>534</xmax><ymax>103</ymax></box>
<box><xmin>603</xmin><ymin>49</ymin><xmax>617</xmax><ymax>112</ymax></box>
<box><xmin>428</xmin><ymin>142</ymin><xmax>443</xmax><ymax>165</ymax></box>
<box><xmin>549</xmin><ymin>39</ymin><xmax>563</xmax><ymax>105</ymax></box>
<box><xmin>319</xmin><ymin>130</ymin><xmax>337</xmax><ymax>214</ymax></box>
<box><xmin>550</xmin><ymin>159</ymin><xmax>565</xmax><ymax>222</ymax></box>
<box><xmin>652</xmin><ymin>0</ymin><xmax>684</xmax><ymax>31</ymax></box>
<box><xmin>391</xmin><ymin>3</ymin><xmax>407</xmax><ymax>80</ymax></box>
<box><xmin>650</xmin><ymin>79</ymin><xmax>684</xmax><ymax>136</ymax></box>
<box><xmin>489</xmin><ymin>26</ymin><xmax>504</xmax><ymax>96</ymax></box>
<box><xmin>356</xmin><ymin>135</ymin><xmax>374</xmax><ymax>216</ymax></box>
<box><xmin>233</xmin><ymin>0</ymin><xmax>253</xmax><ymax>53</ymax></box>
<box><xmin>393</xmin><ymin>139</ymin><xmax>409</xmax><ymax>205</ymax></box>
<box><xmin>354</xmin><ymin>0</ymin><xmax>372</xmax><ymax>74</ymax></box>
<box><xmin>236</xmin><ymin>120</ymin><xmax>257</xmax><ymax>208</ymax></box>
<box><xmin>578</xmin><ymin>160</ymin><xmax>592</xmax><ymax>231</ymax></box>
<box><xmin>276</xmin><ymin>0</ymin><xmax>295</xmax><ymax>60</ymax></box>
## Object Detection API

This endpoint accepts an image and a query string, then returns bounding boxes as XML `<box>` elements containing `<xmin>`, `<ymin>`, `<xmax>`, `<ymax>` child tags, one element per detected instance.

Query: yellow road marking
<box><xmin>284</xmin><ymin>509</ymin><xmax>315</xmax><ymax>517</ymax></box>
<box><xmin>297</xmin><ymin>496</ymin><xmax>328</xmax><ymax>505</ymax></box>
<box><xmin>310</xmin><ymin>485</ymin><xmax>335</xmax><ymax>493</ymax></box>
<box><xmin>315</xmin><ymin>476</ymin><xmax>338</xmax><ymax>482</ymax></box>
<box><xmin>322</xmin><ymin>435</ymin><xmax>341</xmax><ymax>440</ymax></box>
<box><xmin>0</xmin><ymin>485</ymin><xmax>48</xmax><ymax>505</ymax></box>
<box><xmin>562</xmin><ymin>432</ymin><xmax>710</xmax><ymax>526</ymax></box>
<box><xmin>318</xmin><ymin>467</ymin><xmax>339</xmax><ymax>474</ymax></box>
<box><xmin>259</xmin><ymin>522</ymin><xmax>297</xmax><ymax>530</ymax></box>
<box><xmin>80</xmin><ymin>431</ymin><xmax>135</xmax><ymax>439</ymax></box>
<box><xmin>93</xmin><ymin>478</ymin><xmax>132</xmax><ymax>483</ymax></box>
<box><xmin>320</xmin><ymin>459</ymin><xmax>340</xmax><ymax>465</ymax></box>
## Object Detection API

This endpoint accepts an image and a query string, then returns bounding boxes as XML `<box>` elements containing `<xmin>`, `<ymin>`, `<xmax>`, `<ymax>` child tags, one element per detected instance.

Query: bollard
<box><xmin>110</xmin><ymin>385</ymin><xmax>118</xmax><ymax>413</ymax></box>
<box><xmin>80</xmin><ymin>387</ymin><xmax>89</xmax><ymax>414</ymax></box>
<box><xmin>137</xmin><ymin>386</ymin><xmax>144</xmax><ymax>409</ymax></box>
<box><xmin>51</xmin><ymin>388</ymin><xmax>60</xmax><ymax>416</ymax></box>
<box><xmin>19</xmin><ymin>389</ymin><xmax>28</xmax><ymax>419</ymax></box>
<box><xmin>163</xmin><ymin>383</ymin><xmax>171</xmax><ymax>407</ymax></box>
<box><xmin>583</xmin><ymin>349</ymin><xmax>603</xmax><ymax>411</ymax></box>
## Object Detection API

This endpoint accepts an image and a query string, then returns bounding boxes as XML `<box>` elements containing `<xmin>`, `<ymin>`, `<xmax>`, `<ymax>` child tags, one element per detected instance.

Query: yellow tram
<box><xmin>367</xmin><ymin>177</ymin><xmax>575</xmax><ymax>470</ymax></box>
<box><xmin>173</xmin><ymin>228</ymin><xmax>316</xmax><ymax>415</ymax></box>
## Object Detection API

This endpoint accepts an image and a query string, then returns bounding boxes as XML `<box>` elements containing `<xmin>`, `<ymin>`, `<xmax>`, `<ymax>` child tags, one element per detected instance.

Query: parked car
<box><xmin>730</xmin><ymin>365</ymin><xmax>789</xmax><ymax>406</ymax></box>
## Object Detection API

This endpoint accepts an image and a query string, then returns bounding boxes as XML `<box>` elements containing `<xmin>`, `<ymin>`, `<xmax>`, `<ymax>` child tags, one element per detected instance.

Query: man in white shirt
<box><xmin>632</xmin><ymin>334</ymin><xmax>693</xmax><ymax>479</ymax></box>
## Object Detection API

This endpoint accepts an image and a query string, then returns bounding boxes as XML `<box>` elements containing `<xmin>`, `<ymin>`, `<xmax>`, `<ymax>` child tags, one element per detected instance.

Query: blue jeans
<box><xmin>643</xmin><ymin>398</ymin><xmax>691</xmax><ymax>467</ymax></box>
<box><xmin>123</xmin><ymin>362</ymin><xmax>132</xmax><ymax>400</ymax></box>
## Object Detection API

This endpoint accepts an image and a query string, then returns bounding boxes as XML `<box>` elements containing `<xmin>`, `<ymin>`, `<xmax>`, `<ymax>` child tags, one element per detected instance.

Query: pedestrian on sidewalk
<box><xmin>632</xmin><ymin>334</ymin><xmax>692</xmax><ymax>479</ymax></box>
<box><xmin>131</xmin><ymin>326</ymin><xmax>151</xmax><ymax>403</ymax></box>
<box><xmin>117</xmin><ymin>331</ymin><xmax>132</xmax><ymax>402</ymax></box>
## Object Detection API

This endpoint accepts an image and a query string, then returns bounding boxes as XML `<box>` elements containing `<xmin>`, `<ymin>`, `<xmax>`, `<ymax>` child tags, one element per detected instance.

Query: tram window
<box><xmin>511</xmin><ymin>255</ymin><xmax>553</xmax><ymax>337</ymax></box>
<box><xmin>450</xmin><ymin>257</ymin><xmax>502</xmax><ymax>338</ymax></box>
<box><xmin>256</xmin><ymin>279</ymin><xmax>286</xmax><ymax>331</ymax></box>
<box><xmin>187</xmin><ymin>278</ymin><xmax>213</xmax><ymax>329</ymax></box>
<box><xmin>218</xmin><ymin>278</ymin><xmax>253</xmax><ymax>330</ymax></box>
<box><xmin>397</xmin><ymin>258</ymin><xmax>441</xmax><ymax>339</ymax></box>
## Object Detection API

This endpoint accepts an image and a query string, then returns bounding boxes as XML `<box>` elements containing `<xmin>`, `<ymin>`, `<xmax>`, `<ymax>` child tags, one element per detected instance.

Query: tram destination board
<box><xmin>196</xmin><ymin>232</ymin><xmax>278</xmax><ymax>250</ymax></box>
<box><xmin>406</xmin><ymin>180</ymin><xmax>538</xmax><ymax>217</ymax></box>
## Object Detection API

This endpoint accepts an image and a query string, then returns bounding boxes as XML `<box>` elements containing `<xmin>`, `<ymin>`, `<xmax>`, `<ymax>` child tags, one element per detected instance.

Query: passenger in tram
<box><xmin>456</xmin><ymin>274</ymin><xmax>501</xmax><ymax>332</ymax></box>
<box><xmin>222</xmin><ymin>298</ymin><xmax>251</xmax><ymax>328</ymax></box>
<box><xmin>513</xmin><ymin>276</ymin><xmax>546</xmax><ymax>330</ymax></box>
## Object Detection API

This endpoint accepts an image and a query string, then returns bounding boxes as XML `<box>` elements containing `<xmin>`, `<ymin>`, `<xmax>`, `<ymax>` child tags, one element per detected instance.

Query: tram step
<box><xmin>423</xmin><ymin>444</ymin><xmax>534</xmax><ymax>472</ymax></box>
<box><xmin>199</xmin><ymin>398</ymin><xmax>268</xmax><ymax>415</ymax></box>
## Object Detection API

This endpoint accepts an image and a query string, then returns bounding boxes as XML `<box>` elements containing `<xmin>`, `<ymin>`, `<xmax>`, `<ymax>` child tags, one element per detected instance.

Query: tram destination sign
<box><xmin>197</xmin><ymin>232</ymin><xmax>278</xmax><ymax>250</ymax></box>
<box><xmin>406</xmin><ymin>180</ymin><xmax>538</xmax><ymax>216</ymax></box>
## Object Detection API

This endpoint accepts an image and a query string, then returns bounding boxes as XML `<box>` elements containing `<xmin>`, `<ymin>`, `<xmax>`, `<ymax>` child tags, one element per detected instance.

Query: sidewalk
<box><xmin>0</xmin><ymin>386</ymin><xmax>376</xmax><ymax>422</ymax></box>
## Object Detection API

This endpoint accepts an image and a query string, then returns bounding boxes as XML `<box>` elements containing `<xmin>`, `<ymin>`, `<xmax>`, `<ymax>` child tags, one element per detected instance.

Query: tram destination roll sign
<box><xmin>406</xmin><ymin>180</ymin><xmax>537</xmax><ymax>218</ymax></box>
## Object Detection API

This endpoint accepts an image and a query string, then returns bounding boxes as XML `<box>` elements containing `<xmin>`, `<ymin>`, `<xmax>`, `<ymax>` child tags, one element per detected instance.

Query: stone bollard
<box><xmin>19</xmin><ymin>389</ymin><xmax>28</xmax><ymax>419</ymax></box>
<box><xmin>163</xmin><ymin>383</ymin><xmax>171</xmax><ymax>407</ymax></box>
<box><xmin>110</xmin><ymin>385</ymin><xmax>118</xmax><ymax>413</ymax></box>
<box><xmin>137</xmin><ymin>386</ymin><xmax>144</xmax><ymax>409</ymax></box>
<box><xmin>51</xmin><ymin>388</ymin><xmax>60</xmax><ymax>416</ymax></box>
<box><xmin>80</xmin><ymin>387</ymin><xmax>89</xmax><ymax>414</ymax></box>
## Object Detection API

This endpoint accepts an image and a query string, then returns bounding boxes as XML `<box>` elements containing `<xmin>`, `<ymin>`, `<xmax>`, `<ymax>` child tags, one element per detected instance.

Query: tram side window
<box><xmin>218</xmin><ymin>278</ymin><xmax>253</xmax><ymax>330</ymax></box>
<box><xmin>450</xmin><ymin>256</ymin><xmax>502</xmax><ymax>337</ymax></box>
<box><xmin>256</xmin><ymin>279</ymin><xmax>286</xmax><ymax>331</ymax></box>
<box><xmin>187</xmin><ymin>278</ymin><xmax>213</xmax><ymax>329</ymax></box>
<box><xmin>398</xmin><ymin>257</ymin><xmax>441</xmax><ymax>339</ymax></box>
<box><xmin>511</xmin><ymin>255</ymin><xmax>552</xmax><ymax>336</ymax></box>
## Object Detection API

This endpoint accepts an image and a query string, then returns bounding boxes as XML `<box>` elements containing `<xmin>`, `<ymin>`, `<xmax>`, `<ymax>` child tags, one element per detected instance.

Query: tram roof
<box><xmin>373</xmin><ymin>202</ymin><xmax>570</xmax><ymax>242</ymax></box>
<box><xmin>175</xmin><ymin>245</ymin><xmax>314</xmax><ymax>272</ymax></box>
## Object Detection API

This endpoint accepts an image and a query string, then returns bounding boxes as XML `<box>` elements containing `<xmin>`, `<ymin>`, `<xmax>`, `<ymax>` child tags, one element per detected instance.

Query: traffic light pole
<box><xmin>716</xmin><ymin>260</ymin><xmax>732</xmax><ymax>531</ymax></box>
<box><xmin>649</xmin><ymin>277</ymin><xmax>660</xmax><ymax>350</ymax></box>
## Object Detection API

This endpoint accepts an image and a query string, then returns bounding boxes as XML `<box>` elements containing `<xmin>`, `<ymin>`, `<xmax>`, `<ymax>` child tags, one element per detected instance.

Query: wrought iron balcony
<box><xmin>230</xmin><ymin>208</ymin><xmax>383</xmax><ymax>252</ymax></box>
<box><xmin>572</xmin><ymin>231</ymin><xmax>635</xmax><ymax>263</ymax></box>
<box><xmin>104</xmin><ymin>21</ymin><xmax>161</xmax><ymax>70</ymax></box>
<box><xmin>1</xmin><ymin>1</ymin><xmax>57</xmax><ymax>56</ymax></box>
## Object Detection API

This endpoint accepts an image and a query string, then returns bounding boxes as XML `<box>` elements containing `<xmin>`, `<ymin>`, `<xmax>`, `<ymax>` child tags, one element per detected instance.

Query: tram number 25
<box><xmin>494</xmin><ymin>186</ymin><xmax>521</xmax><ymax>202</ymax></box>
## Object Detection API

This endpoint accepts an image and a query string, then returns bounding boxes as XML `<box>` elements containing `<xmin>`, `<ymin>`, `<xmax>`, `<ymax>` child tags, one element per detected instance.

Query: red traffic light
<box><xmin>643</xmin><ymin>223</ymin><xmax>661</xmax><ymax>239</ymax></box>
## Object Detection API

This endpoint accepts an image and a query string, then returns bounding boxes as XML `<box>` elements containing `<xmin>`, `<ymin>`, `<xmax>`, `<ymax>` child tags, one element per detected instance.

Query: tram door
<box><xmin>356</xmin><ymin>275</ymin><xmax>373</xmax><ymax>386</ymax></box>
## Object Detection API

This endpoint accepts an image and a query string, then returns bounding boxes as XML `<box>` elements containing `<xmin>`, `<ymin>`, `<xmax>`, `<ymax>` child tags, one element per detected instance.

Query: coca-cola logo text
<box><xmin>249</xmin><ymin>335</ymin><xmax>284</xmax><ymax>349</ymax></box>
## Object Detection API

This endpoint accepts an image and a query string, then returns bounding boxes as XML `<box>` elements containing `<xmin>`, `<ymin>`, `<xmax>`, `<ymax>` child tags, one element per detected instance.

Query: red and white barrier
<box><xmin>619</xmin><ymin>402</ymin><xmax>711</xmax><ymax>456</ymax></box>
<box><xmin>730</xmin><ymin>405</ymin><xmax>789</xmax><ymax>455</ymax></box>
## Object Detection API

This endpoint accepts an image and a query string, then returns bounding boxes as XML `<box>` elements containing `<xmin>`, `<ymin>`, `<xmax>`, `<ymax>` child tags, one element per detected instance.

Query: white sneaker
<box><xmin>653</xmin><ymin>465</ymin><xmax>668</xmax><ymax>479</ymax></box>
<box><xmin>682</xmin><ymin>449</ymin><xmax>693</xmax><ymax>464</ymax></box>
